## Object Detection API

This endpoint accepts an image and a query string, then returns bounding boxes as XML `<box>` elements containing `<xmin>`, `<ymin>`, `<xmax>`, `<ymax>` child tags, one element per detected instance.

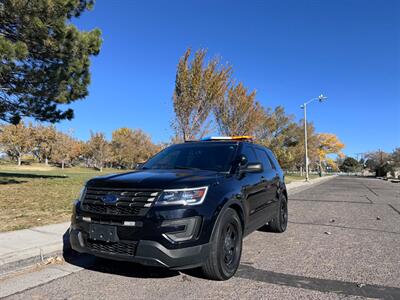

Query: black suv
<box><xmin>70</xmin><ymin>137</ymin><xmax>288</xmax><ymax>280</ymax></box>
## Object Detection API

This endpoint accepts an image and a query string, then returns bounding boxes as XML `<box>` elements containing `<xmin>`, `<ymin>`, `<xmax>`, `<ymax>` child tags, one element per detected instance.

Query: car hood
<box><xmin>86</xmin><ymin>169</ymin><xmax>225</xmax><ymax>190</ymax></box>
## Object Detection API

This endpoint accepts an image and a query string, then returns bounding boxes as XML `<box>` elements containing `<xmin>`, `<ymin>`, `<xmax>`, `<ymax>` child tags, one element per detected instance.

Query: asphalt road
<box><xmin>2</xmin><ymin>177</ymin><xmax>400</xmax><ymax>299</ymax></box>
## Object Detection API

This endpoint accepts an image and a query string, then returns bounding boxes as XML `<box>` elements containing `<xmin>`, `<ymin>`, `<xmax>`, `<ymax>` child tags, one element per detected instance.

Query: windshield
<box><xmin>142</xmin><ymin>143</ymin><xmax>238</xmax><ymax>172</ymax></box>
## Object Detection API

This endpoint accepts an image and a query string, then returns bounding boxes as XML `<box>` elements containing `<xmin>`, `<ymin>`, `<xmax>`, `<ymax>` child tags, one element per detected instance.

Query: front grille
<box><xmin>81</xmin><ymin>187</ymin><xmax>161</xmax><ymax>216</ymax></box>
<box><xmin>86</xmin><ymin>239</ymin><xmax>138</xmax><ymax>256</ymax></box>
<box><xmin>82</xmin><ymin>203</ymin><xmax>142</xmax><ymax>215</ymax></box>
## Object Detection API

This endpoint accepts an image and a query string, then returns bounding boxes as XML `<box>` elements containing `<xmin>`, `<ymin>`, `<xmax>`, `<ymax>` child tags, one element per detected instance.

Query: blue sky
<box><xmin>57</xmin><ymin>0</ymin><xmax>400</xmax><ymax>156</ymax></box>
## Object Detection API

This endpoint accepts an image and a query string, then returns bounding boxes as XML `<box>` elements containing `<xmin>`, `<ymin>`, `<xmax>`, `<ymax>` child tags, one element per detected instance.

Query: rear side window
<box><xmin>254</xmin><ymin>148</ymin><xmax>273</xmax><ymax>171</ymax></box>
<box><xmin>266</xmin><ymin>149</ymin><xmax>281</xmax><ymax>170</ymax></box>
<box><xmin>240</xmin><ymin>144</ymin><xmax>257</xmax><ymax>163</ymax></box>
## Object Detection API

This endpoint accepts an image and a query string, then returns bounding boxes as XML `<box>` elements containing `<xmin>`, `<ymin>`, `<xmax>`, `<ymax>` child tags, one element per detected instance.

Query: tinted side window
<box><xmin>254</xmin><ymin>148</ymin><xmax>273</xmax><ymax>171</ymax></box>
<box><xmin>266</xmin><ymin>149</ymin><xmax>281</xmax><ymax>170</ymax></box>
<box><xmin>240</xmin><ymin>144</ymin><xmax>257</xmax><ymax>164</ymax></box>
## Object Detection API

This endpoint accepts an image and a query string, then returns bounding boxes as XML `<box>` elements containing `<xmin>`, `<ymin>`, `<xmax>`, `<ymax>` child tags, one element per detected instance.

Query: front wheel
<box><xmin>201</xmin><ymin>208</ymin><xmax>243</xmax><ymax>280</ymax></box>
<box><xmin>267</xmin><ymin>193</ymin><xmax>288</xmax><ymax>233</ymax></box>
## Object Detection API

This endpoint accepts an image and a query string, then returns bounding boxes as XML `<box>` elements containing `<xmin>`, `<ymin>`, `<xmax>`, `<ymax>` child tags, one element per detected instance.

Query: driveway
<box><xmin>3</xmin><ymin>177</ymin><xmax>400</xmax><ymax>299</ymax></box>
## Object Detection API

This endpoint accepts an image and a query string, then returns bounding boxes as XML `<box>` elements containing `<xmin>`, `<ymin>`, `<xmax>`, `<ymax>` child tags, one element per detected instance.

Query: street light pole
<box><xmin>301</xmin><ymin>94</ymin><xmax>327</xmax><ymax>182</ymax></box>
<box><xmin>303</xmin><ymin>102</ymin><xmax>309</xmax><ymax>181</ymax></box>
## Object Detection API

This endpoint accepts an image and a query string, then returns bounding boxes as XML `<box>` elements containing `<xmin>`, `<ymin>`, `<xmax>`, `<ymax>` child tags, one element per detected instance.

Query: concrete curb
<box><xmin>0</xmin><ymin>250</ymin><xmax>63</xmax><ymax>277</ymax></box>
<box><xmin>0</xmin><ymin>222</ymin><xmax>70</xmax><ymax>276</ymax></box>
<box><xmin>0</xmin><ymin>175</ymin><xmax>337</xmax><ymax>275</ymax></box>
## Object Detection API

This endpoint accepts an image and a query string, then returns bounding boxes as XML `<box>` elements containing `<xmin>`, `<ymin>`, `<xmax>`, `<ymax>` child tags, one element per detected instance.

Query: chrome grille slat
<box><xmin>84</xmin><ymin>195</ymin><xmax>150</xmax><ymax>203</ymax></box>
<box><xmin>82</xmin><ymin>199</ymin><xmax>147</xmax><ymax>207</ymax></box>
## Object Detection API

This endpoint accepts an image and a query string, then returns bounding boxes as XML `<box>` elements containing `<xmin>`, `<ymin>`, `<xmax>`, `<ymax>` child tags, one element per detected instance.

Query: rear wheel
<box><xmin>201</xmin><ymin>208</ymin><xmax>242</xmax><ymax>280</ymax></box>
<box><xmin>267</xmin><ymin>193</ymin><xmax>288</xmax><ymax>233</ymax></box>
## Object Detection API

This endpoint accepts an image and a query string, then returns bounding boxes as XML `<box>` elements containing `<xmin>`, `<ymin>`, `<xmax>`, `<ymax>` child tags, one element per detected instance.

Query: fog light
<box><xmin>161</xmin><ymin>217</ymin><xmax>201</xmax><ymax>242</ymax></box>
<box><xmin>82</xmin><ymin>216</ymin><xmax>91</xmax><ymax>222</ymax></box>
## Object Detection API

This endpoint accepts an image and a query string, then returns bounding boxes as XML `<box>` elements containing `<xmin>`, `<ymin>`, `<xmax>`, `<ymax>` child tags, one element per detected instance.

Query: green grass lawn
<box><xmin>285</xmin><ymin>174</ymin><xmax>319</xmax><ymax>183</ymax></box>
<box><xmin>0</xmin><ymin>164</ymin><xmax>324</xmax><ymax>232</ymax></box>
<box><xmin>0</xmin><ymin>164</ymin><xmax>123</xmax><ymax>232</ymax></box>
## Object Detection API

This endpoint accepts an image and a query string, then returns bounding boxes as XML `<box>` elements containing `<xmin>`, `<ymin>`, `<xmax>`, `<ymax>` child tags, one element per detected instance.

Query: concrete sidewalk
<box><xmin>0</xmin><ymin>222</ymin><xmax>70</xmax><ymax>275</ymax></box>
<box><xmin>0</xmin><ymin>175</ymin><xmax>336</xmax><ymax>275</ymax></box>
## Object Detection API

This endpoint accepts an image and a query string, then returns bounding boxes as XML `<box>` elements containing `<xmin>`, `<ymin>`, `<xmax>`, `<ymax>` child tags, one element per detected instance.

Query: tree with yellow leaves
<box><xmin>51</xmin><ymin>132</ymin><xmax>81</xmax><ymax>169</ymax></box>
<box><xmin>256</xmin><ymin>106</ymin><xmax>297</xmax><ymax>169</ymax></box>
<box><xmin>317</xmin><ymin>133</ymin><xmax>345</xmax><ymax>172</ymax></box>
<box><xmin>111</xmin><ymin>128</ymin><xmax>158</xmax><ymax>169</ymax></box>
<box><xmin>0</xmin><ymin>121</ymin><xmax>33</xmax><ymax>166</ymax></box>
<box><xmin>31</xmin><ymin>124</ymin><xmax>57</xmax><ymax>165</ymax></box>
<box><xmin>85</xmin><ymin>132</ymin><xmax>110</xmax><ymax>172</ymax></box>
<box><xmin>172</xmin><ymin>48</ymin><xmax>231</xmax><ymax>141</ymax></box>
<box><xmin>214</xmin><ymin>83</ymin><xmax>263</xmax><ymax>136</ymax></box>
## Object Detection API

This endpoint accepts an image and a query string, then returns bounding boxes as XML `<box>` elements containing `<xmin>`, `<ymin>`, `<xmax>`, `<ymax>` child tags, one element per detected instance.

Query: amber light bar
<box><xmin>200</xmin><ymin>136</ymin><xmax>254</xmax><ymax>141</ymax></box>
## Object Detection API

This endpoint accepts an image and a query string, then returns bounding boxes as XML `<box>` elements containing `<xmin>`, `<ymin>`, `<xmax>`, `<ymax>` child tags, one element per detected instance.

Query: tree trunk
<box><xmin>45</xmin><ymin>157</ymin><xmax>49</xmax><ymax>166</ymax></box>
<box><xmin>318</xmin><ymin>160</ymin><xmax>323</xmax><ymax>177</ymax></box>
<box><xmin>61</xmin><ymin>160</ymin><xmax>65</xmax><ymax>169</ymax></box>
<box><xmin>300</xmin><ymin>165</ymin><xmax>303</xmax><ymax>176</ymax></box>
<box><xmin>17</xmin><ymin>155</ymin><xmax>22</xmax><ymax>166</ymax></box>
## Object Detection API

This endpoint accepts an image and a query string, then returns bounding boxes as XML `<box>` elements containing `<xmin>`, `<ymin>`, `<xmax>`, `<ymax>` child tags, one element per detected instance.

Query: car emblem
<box><xmin>102</xmin><ymin>193</ymin><xmax>119</xmax><ymax>204</ymax></box>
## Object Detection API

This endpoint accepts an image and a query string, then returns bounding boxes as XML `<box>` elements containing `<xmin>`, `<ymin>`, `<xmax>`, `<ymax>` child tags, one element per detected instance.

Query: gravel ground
<box><xmin>3</xmin><ymin>177</ymin><xmax>400</xmax><ymax>299</ymax></box>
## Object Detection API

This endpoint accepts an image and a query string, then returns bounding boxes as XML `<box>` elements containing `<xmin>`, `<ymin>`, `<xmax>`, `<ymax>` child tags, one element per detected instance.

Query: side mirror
<box><xmin>238</xmin><ymin>154</ymin><xmax>248</xmax><ymax>166</ymax></box>
<box><xmin>239</xmin><ymin>162</ymin><xmax>263</xmax><ymax>175</ymax></box>
<box><xmin>135</xmin><ymin>163</ymin><xmax>144</xmax><ymax>170</ymax></box>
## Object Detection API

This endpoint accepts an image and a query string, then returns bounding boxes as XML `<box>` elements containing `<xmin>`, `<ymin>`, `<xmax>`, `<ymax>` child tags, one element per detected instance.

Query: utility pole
<box><xmin>301</xmin><ymin>94</ymin><xmax>327</xmax><ymax>181</ymax></box>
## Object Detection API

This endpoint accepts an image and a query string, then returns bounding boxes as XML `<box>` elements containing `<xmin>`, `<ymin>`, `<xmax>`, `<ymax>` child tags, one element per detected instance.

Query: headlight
<box><xmin>156</xmin><ymin>186</ymin><xmax>208</xmax><ymax>206</ymax></box>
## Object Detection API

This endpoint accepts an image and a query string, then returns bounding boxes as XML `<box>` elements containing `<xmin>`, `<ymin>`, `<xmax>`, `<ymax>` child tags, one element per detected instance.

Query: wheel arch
<box><xmin>210</xmin><ymin>198</ymin><xmax>245</xmax><ymax>241</ymax></box>
<box><xmin>282</xmin><ymin>188</ymin><xmax>288</xmax><ymax>201</ymax></box>
<box><xmin>228</xmin><ymin>203</ymin><xmax>245</xmax><ymax>231</ymax></box>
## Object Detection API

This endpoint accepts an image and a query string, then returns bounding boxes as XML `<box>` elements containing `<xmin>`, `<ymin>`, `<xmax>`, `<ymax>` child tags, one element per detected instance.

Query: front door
<box><xmin>240</xmin><ymin>144</ymin><xmax>270</xmax><ymax>232</ymax></box>
<box><xmin>254</xmin><ymin>148</ymin><xmax>279</xmax><ymax>219</ymax></box>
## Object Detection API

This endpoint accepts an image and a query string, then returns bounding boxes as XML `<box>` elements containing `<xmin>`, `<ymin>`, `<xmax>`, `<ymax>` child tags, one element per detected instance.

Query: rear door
<box><xmin>266</xmin><ymin>149</ymin><xmax>284</xmax><ymax>210</ymax></box>
<box><xmin>254</xmin><ymin>147</ymin><xmax>280</xmax><ymax>218</ymax></box>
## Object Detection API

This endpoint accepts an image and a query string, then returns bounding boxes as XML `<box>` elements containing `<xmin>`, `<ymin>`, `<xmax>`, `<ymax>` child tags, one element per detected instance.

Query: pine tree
<box><xmin>0</xmin><ymin>0</ymin><xmax>102</xmax><ymax>124</ymax></box>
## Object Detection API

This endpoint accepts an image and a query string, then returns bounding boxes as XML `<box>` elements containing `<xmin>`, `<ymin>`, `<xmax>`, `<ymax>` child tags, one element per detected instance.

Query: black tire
<box><xmin>267</xmin><ymin>193</ymin><xmax>288</xmax><ymax>233</ymax></box>
<box><xmin>201</xmin><ymin>208</ymin><xmax>243</xmax><ymax>280</ymax></box>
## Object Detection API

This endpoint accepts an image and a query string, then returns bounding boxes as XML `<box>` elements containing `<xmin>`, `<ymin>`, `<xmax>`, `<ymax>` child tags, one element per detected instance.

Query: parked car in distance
<box><xmin>70</xmin><ymin>136</ymin><xmax>288</xmax><ymax>280</ymax></box>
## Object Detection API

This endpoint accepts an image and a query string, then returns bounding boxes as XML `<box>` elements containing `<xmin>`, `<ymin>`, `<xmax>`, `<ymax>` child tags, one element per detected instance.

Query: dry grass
<box><xmin>0</xmin><ymin>165</ymin><xmax>124</xmax><ymax>232</ymax></box>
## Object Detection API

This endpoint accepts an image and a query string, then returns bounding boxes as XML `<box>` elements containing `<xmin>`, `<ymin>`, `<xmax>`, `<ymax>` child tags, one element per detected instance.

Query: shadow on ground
<box><xmin>62</xmin><ymin>230</ymin><xmax>182</xmax><ymax>279</ymax></box>
<box><xmin>0</xmin><ymin>172</ymin><xmax>67</xmax><ymax>185</ymax></box>
<box><xmin>288</xmin><ymin>220</ymin><xmax>400</xmax><ymax>235</ymax></box>
<box><xmin>62</xmin><ymin>230</ymin><xmax>400</xmax><ymax>299</ymax></box>
<box><xmin>236</xmin><ymin>264</ymin><xmax>400</xmax><ymax>299</ymax></box>
<box><xmin>0</xmin><ymin>178</ymin><xmax>28</xmax><ymax>184</ymax></box>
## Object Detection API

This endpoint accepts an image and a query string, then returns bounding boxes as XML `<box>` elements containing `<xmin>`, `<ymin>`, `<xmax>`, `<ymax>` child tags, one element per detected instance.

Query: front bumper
<box><xmin>69</xmin><ymin>227</ymin><xmax>210</xmax><ymax>270</ymax></box>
